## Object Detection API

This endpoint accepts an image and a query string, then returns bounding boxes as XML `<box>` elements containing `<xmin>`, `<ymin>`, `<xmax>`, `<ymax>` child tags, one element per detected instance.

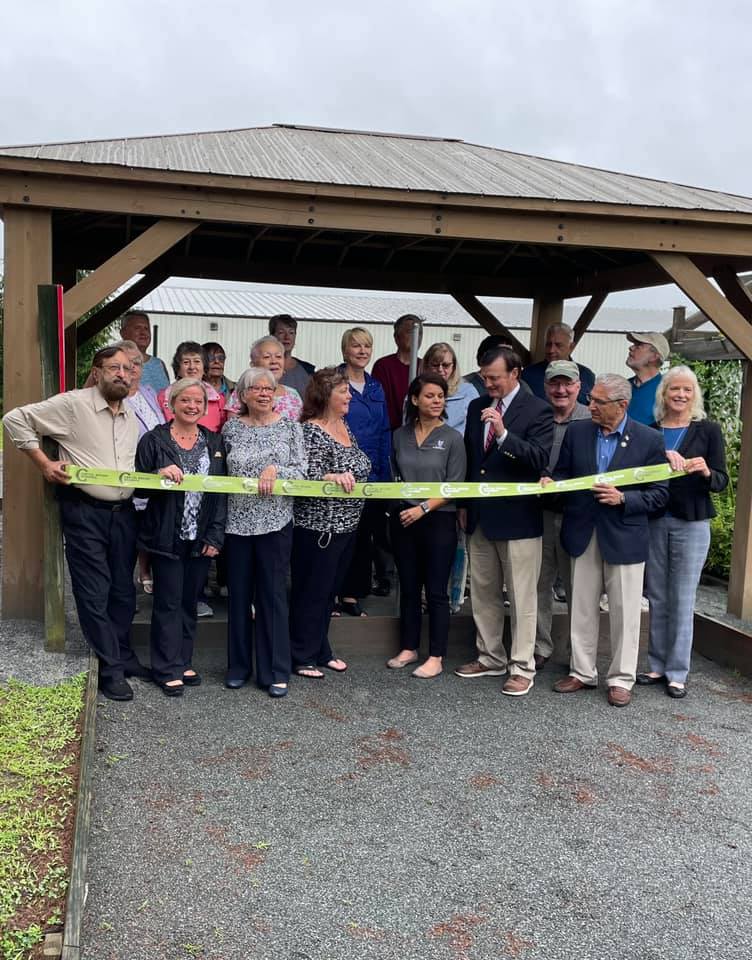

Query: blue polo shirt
<box><xmin>596</xmin><ymin>413</ymin><xmax>628</xmax><ymax>472</ymax></box>
<box><xmin>627</xmin><ymin>373</ymin><xmax>662</xmax><ymax>425</ymax></box>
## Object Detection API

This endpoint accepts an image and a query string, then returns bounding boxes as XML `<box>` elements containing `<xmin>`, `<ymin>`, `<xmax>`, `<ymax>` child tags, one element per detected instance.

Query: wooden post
<box><xmin>2</xmin><ymin>207</ymin><xmax>52</xmax><ymax>620</ymax></box>
<box><xmin>728</xmin><ymin>362</ymin><xmax>752</xmax><ymax>619</ymax></box>
<box><xmin>670</xmin><ymin>306</ymin><xmax>686</xmax><ymax>352</ymax></box>
<box><xmin>38</xmin><ymin>285</ymin><xmax>66</xmax><ymax>650</ymax></box>
<box><xmin>529</xmin><ymin>294</ymin><xmax>563</xmax><ymax>362</ymax></box>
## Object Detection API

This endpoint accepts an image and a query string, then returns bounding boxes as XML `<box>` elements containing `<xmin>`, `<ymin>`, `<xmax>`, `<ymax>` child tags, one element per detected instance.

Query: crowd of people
<box><xmin>2</xmin><ymin>309</ymin><xmax>727</xmax><ymax>707</ymax></box>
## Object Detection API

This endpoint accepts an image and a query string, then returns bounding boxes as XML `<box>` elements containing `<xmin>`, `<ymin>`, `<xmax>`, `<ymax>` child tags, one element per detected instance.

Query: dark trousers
<box><xmin>391</xmin><ymin>509</ymin><xmax>457</xmax><ymax>658</ymax></box>
<box><xmin>225</xmin><ymin>524</ymin><xmax>293</xmax><ymax>687</ymax></box>
<box><xmin>290</xmin><ymin>527</ymin><xmax>356</xmax><ymax>668</ymax></box>
<box><xmin>341</xmin><ymin>500</ymin><xmax>390</xmax><ymax>597</ymax></box>
<box><xmin>149</xmin><ymin>541</ymin><xmax>209</xmax><ymax>683</ymax></box>
<box><xmin>59</xmin><ymin>495</ymin><xmax>139</xmax><ymax>683</ymax></box>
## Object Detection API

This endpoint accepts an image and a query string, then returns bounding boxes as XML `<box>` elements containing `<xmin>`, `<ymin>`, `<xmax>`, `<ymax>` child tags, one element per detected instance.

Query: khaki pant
<box><xmin>468</xmin><ymin>527</ymin><xmax>541</xmax><ymax>680</ymax></box>
<box><xmin>535</xmin><ymin>510</ymin><xmax>572</xmax><ymax>660</ymax></box>
<box><xmin>569</xmin><ymin>532</ymin><xmax>644</xmax><ymax>690</ymax></box>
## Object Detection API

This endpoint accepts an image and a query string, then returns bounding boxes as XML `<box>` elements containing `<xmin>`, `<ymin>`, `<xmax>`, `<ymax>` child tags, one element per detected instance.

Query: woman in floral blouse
<box><xmin>289</xmin><ymin>368</ymin><xmax>371</xmax><ymax>678</ymax></box>
<box><xmin>221</xmin><ymin>367</ymin><xmax>307</xmax><ymax>698</ymax></box>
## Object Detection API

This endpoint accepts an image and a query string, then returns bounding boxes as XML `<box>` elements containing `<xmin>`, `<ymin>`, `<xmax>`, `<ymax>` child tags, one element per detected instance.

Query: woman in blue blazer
<box><xmin>338</xmin><ymin>328</ymin><xmax>392</xmax><ymax>614</ymax></box>
<box><xmin>639</xmin><ymin>366</ymin><xmax>728</xmax><ymax>698</ymax></box>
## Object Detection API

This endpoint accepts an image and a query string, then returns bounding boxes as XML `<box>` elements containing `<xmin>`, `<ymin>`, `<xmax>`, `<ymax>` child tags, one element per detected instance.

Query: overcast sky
<box><xmin>2</xmin><ymin>0</ymin><xmax>750</xmax><ymax>312</ymax></box>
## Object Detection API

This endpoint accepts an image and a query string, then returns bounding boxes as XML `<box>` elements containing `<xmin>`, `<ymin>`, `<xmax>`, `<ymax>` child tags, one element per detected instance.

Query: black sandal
<box><xmin>340</xmin><ymin>600</ymin><xmax>367</xmax><ymax>618</ymax></box>
<box><xmin>295</xmin><ymin>665</ymin><xmax>325</xmax><ymax>679</ymax></box>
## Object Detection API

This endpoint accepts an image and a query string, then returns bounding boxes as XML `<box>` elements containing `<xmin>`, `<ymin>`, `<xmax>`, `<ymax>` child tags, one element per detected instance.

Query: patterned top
<box><xmin>294</xmin><ymin>422</ymin><xmax>371</xmax><ymax>534</ymax></box>
<box><xmin>169</xmin><ymin>434</ymin><xmax>210</xmax><ymax>541</ymax></box>
<box><xmin>226</xmin><ymin>386</ymin><xmax>302</xmax><ymax>421</ymax></box>
<box><xmin>222</xmin><ymin>417</ymin><xmax>307</xmax><ymax>535</ymax></box>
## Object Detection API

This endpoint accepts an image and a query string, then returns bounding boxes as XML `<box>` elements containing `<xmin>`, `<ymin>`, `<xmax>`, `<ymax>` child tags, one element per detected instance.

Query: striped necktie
<box><xmin>484</xmin><ymin>399</ymin><xmax>502</xmax><ymax>452</ymax></box>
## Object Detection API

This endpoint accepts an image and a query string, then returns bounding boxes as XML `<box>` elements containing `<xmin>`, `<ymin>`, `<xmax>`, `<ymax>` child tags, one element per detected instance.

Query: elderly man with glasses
<box><xmin>545</xmin><ymin>374</ymin><xmax>669</xmax><ymax>707</ymax></box>
<box><xmin>3</xmin><ymin>346</ymin><xmax>149</xmax><ymax>701</ymax></box>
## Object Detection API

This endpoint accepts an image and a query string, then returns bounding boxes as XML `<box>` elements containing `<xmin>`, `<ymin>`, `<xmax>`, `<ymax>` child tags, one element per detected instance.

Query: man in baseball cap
<box><xmin>625</xmin><ymin>332</ymin><xmax>670</xmax><ymax>425</ymax></box>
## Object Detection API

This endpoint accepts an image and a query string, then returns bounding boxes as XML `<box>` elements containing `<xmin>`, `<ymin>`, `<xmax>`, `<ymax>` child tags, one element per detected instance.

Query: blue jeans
<box><xmin>646</xmin><ymin>515</ymin><xmax>710</xmax><ymax>684</ymax></box>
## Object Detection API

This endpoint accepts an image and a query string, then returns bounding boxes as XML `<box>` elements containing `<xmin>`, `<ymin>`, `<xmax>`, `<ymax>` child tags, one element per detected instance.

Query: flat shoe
<box><xmin>386</xmin><ymin>654</ymin><xmax>419</xmax><ymax>669</ymax></box>
<box><xmin>224</xmin><ymin>673</ymin><xmax>249</xmax><ymax>689</ymax></box>
<box><xmin>667</xmin><ymin>684</ymin><xmax>687</xmax><ymax>699</ymax></box>
<box><xmin>159</xmin><ymin>680</ymin><xmax>184</xmax><ymax>698</ymax></box>
<box><xmin>182</xmin><ymin>671</ymin><xmax>202</xmax><ymax>686</ymax></box>
<box><xmin>636</xmin><ymin>673</ymin><xmax>665</xmax><ymax>685</ymax></box>
<box><xmin>411</xmin><ymin>665</ymin><xmax>443</xmax><ymax>679</ymax></box>
<box><xmin>340</xmin><ymin>600</ymin><xmax>367</xmax><ymax>618</ymax></box>
<box><xmin>269</xmin><ymin>683</ymin><xmax>288</xmax><ymax>698</ymax></box>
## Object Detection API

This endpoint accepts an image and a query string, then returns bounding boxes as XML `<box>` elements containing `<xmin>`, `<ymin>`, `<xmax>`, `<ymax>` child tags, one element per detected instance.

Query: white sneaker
<box><xmin>641</xmin><ymin>596</ymin><xmax>649</xmax><ymax>612</ymax></box>
<box><xmin>197</xmin><ymin>601</ymin><xmax>214</xmax><ymax>618</ymax></box>
<box><xmin>599</xmin><ymin>594</ymin><xmax>609</xmax><ymax>612</ymax></box>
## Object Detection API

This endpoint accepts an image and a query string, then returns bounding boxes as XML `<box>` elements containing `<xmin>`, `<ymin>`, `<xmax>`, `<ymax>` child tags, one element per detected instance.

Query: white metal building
<box><xmin>133</xmin><ymin>286</ymin><xmax>672</xmax><ymax>382</ymax></box>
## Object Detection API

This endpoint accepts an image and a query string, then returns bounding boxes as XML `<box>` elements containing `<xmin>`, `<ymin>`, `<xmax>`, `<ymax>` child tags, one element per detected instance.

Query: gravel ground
<box><xmin>80</xmin><ymin>639</ymin><xmax>752</xmax><ymax>960</ymax></box>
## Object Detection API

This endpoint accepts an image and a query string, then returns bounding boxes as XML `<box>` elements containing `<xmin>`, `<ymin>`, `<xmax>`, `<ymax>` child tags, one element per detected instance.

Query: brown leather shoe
<box><xmin>607</xmin><ymin>686</ymin><xmax>632</xmax><ymax>707</ymax></box>
<box><xmin>454</xmin><ymin>659</ymin><xmax>506</xmax><ymax>678</ymax></box>
<box><xmin>502</xmin><ymin>675</ymin><xmax>533</xmax><ymax>697</ymax></box>
<box><xmin>553</xmin><ymin>675</ymin><xmax>597</xmax><ymax>694</ymax></box>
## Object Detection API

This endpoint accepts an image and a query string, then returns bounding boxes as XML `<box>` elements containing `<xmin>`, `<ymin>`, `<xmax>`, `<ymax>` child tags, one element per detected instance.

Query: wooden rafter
<box><xmin>62</xmin><ymin>219</ymin><xmax>198</xmax><ymax>328</ymax></box>
<box><xmin>75</xmin><ymin>266</ymin><xmax>170</xmax><ymax>345</ymax></box>
<box><xmin>651</xmin><ymin>252</ymin><xmax>752</xmax><ymax>360</ymax></box>
<box><xmin>450</xmin><ymin>292</ymin><xmax>531</xmax><ymax>363</ymax></box>
<box><xmin>571</xmin><ymin>292</ymin><xmax>608</xmax><ymax>348</ymax></box>
<box><xmin>529</xmin><ymin>294</ymin><xmax>563</xmax><ymax>362</ymax></box>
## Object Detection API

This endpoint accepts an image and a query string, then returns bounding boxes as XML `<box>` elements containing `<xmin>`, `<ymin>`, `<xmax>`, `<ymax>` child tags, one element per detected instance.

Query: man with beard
<box><xmin>3</xmin><ymin>346</ymin><xmax>148</xmax><ymax>701</ymax></box>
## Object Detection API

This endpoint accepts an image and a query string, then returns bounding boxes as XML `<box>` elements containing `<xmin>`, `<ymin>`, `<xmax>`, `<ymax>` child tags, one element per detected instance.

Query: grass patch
<box><xmin>0</xmin><ymin>674</ymin><xmax>86</xmax><ymax>959</ymax></box>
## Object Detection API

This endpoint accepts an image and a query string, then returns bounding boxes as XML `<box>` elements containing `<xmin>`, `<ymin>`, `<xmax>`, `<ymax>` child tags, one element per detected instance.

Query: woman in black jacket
<box><xmin>638</xmin><ymin>366</ymin><xmax>728</xmax><ymax>698</ymax></box>
<box><xmin>136</xmin><ymin>379</ymin><xmax>227</xmax><ymax>696</ymax></box>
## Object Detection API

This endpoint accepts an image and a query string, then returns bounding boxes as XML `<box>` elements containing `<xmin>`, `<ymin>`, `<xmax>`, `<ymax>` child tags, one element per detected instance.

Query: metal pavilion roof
<box><xmin>134</xmin><ymin>285</ymin><xmax>675</xmax><ymax>334</ymax></box>
<box><xmin>1</xmin><ymin>123</ymin><xmax>751</xmax><ymax>214</ymax></box>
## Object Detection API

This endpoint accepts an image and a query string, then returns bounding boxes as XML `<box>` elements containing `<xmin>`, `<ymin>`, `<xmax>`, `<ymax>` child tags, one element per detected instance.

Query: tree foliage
<box><xmin>671</xmin><ymin>355</ymin><xmax>742</xmax><ymax>579</ymax></box>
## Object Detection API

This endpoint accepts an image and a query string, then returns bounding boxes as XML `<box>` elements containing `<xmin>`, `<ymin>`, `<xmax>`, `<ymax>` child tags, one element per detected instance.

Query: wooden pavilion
<box><xmin>3</xmin><ymin>123</ymin><xmax>752</xmax><ymax>623</ymax></box>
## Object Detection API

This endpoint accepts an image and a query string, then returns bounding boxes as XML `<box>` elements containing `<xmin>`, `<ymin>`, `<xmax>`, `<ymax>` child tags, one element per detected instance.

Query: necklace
<box><xmin>661</xmin><ymin>424</ymin><xmax>689</xmax><ymax>451</ymax></box>
<box><xmin>171</xmin><ymin>426</ymin><xmax>198</xmax><ymax>442</ymax></box>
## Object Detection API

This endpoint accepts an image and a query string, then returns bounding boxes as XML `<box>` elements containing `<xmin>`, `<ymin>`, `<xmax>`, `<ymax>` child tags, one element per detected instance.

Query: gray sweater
<box><xmin>391</xmin><ymin>422</ymin><xmax>467</xmax><ymax>512</ymax></box>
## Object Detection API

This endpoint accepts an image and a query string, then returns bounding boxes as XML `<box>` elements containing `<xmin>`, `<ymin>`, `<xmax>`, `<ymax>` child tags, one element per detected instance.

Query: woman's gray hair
<box><xmin>249</xmin><ymin>335</ymin><xmax>284</xmax><ymax>362</ymax></box>
<box><xmin>110</xmin><ymin>339</ymin><xmax>142</xmax><ymax>365</ymax></box>
<box><xmin>653</xmin><ymin>365</ymin><xmax>706</xmax><ymax>423</ymax></box>
<box><xmin>594</xmin><ymin>373</ymin><xmax>632</xmax><ymax>403</ymax></box>
<box><xmin>545</xmin><ymin>322</ymin><xmax>574</xmax><ymax>343</ymax></box>
<box><xmin>234</xmin><ymin>366</ymin><xmax>277</xmax><ymax>415</ymax></box>
<box><xmin>168</xmin><ymin>377</ymin><xmax>208</xmax><ymax>414</ymax></box>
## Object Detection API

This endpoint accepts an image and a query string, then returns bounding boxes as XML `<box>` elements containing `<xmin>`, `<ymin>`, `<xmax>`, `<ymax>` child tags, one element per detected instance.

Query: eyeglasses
<box><xmin>101</xmin><ymin>363</ymin><xmax>131</xmax><ymax>373</ymax></box>
<box><xmin>587</xmin><ymin>395</ymin><xmax>622</xmax><ymax>406</ymax></box>
<box><xmin>428</xmin><ymin>361</ymin><xmax>455</xmax><ymax>371</ymax></box>
<box><xmin>207</xmin><ymin>353</ymin><xmax>226</xmax><ymax>362</ymax></box>
<box><xmin>247</xmin><ymin>385</ymin><xmax>275</xmax><ymax>394</ymax></box>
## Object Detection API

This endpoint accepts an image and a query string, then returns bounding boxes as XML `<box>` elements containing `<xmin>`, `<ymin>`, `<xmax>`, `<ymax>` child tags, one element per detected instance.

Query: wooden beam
<box><xmin>38</xmin><ymin>286</ymin><xmax>66</xmax><ymax>650</ymax></box>
<box><xmin>651</xmin><ymin>252</ymin><xmax>752</xmax><ymax>360</ymax></box>
<box><xmin>729</xmin><ymin>362</ymin><xmax>752</xmax><ymax>619</ymax></box>
<box><xmin>529</xmin><ymin>294</ymin><xmax>563</xmax><ymax>362</ymax></box>
<box><xmin>62</xmin><ymin>219</ymin><xmax>197</xmax><ymax>328</ymax></box>
<box><xmin>450</xmin><ymin>292</ymin><xmax>531</xmax><ymax>363</ymax></box>
<box><xmin>571</xmin><ymin>292</ymin><xmax>608</xmax><ymax>349</ymax></box>
<box><xmin>165</xmin><ymin>254</ymin><xmax>541</xmax><ymax>298</ymax></box>
<box><xmin>713</xmin><ymin>265</ymin><xmax>752</xmax><ymax>322</ymax></box>
<box><xmin>4</xmin><ymin>154</ymin><xmax>752</xmax><ymax>230</ymax></box>
<box><xmin>6</xmin><ymin>171</ymin><xmax>752</xmax><ymax>257</ymax></box>
<box><xmin>75</xmin><ymin>267</ymin><xmax>170</xmax><ymax>345</ymax></box>
<box><xmin>2</xmin><ymin>207</ymin><xmax>51</xmax><ymax>620</ymax></box>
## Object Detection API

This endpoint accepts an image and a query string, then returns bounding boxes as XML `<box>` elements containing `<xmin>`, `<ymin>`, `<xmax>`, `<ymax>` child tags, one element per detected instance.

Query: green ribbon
<box><xmin>64</xmin><ymin>463</ymin><xmax>682</xmax><ymax>499</ymax></box>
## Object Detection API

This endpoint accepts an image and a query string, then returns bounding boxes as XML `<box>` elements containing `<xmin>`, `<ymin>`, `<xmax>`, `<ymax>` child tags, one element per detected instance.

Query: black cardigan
<box><xmin>135</xmin><ymin>423</ymin><xmax>227</xmax><ymax>558</ymax></box>
<box><xmin>652</xmin><ymin>419</ymin><xmax>728</xmax><ymax>521</ymax></box>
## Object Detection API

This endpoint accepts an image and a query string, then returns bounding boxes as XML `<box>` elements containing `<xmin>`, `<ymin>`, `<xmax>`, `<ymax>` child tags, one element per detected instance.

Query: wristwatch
<box><xmin>419</xmin><ymin>501</ymin><xmax>431</xmax><ymax>514</ymax></box>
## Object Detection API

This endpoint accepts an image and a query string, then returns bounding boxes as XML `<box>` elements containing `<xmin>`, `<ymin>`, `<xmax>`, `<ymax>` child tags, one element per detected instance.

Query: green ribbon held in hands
<box><xmin>64</xmin><ymin>462</ymin><xmax>683</xmax><ymax>499</ymax></box>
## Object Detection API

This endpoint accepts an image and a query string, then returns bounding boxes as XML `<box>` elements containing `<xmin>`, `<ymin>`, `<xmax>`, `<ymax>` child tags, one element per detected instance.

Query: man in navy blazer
<box><xmin>456</xmin><ymin>345</ymin><xmax>554</xmax><ymax>696</ymax></box>
<box><xmin>550</xmin><ymin>373</ymin><xmax>669</xmax><ymax>707</ymax></box>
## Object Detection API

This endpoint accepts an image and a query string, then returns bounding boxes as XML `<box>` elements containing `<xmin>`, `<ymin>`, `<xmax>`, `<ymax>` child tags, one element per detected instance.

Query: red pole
<box><xmin>56</xmin><ymin>285</ymin><xmax>66</xmax><ymax>392</ymax></box>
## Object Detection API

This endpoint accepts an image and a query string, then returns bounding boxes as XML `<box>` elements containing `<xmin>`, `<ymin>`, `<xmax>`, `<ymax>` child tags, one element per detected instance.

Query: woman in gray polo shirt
<box><xmin>387</xmin><ymin>374</ymin><xmax>467</xmax><ymax>679</ymax></box>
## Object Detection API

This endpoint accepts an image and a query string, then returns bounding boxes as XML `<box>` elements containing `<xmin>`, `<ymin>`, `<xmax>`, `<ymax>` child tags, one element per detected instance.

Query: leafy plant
<box><xmin>671</xmin><ymin>355</ymin><xmax>742</xmax><ymax>578</ymax></box>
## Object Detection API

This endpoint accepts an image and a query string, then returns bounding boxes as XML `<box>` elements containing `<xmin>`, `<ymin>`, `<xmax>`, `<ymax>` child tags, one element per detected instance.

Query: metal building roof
<box><xmin>1</xmin><ymin>123</ymin><xmax>751</xmax><ymax>214</ymax></box>
<box><xmin>134</xmin><ymin>285</ymin><xmax>672</xmax><ymax>334</ymax></box>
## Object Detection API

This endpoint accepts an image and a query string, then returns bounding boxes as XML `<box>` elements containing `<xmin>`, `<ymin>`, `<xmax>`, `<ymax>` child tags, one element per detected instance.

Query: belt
<box><xmin>61</xmin><ymin>487</ymin><xmax>134</xmax><ymax>511</ymax></box>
